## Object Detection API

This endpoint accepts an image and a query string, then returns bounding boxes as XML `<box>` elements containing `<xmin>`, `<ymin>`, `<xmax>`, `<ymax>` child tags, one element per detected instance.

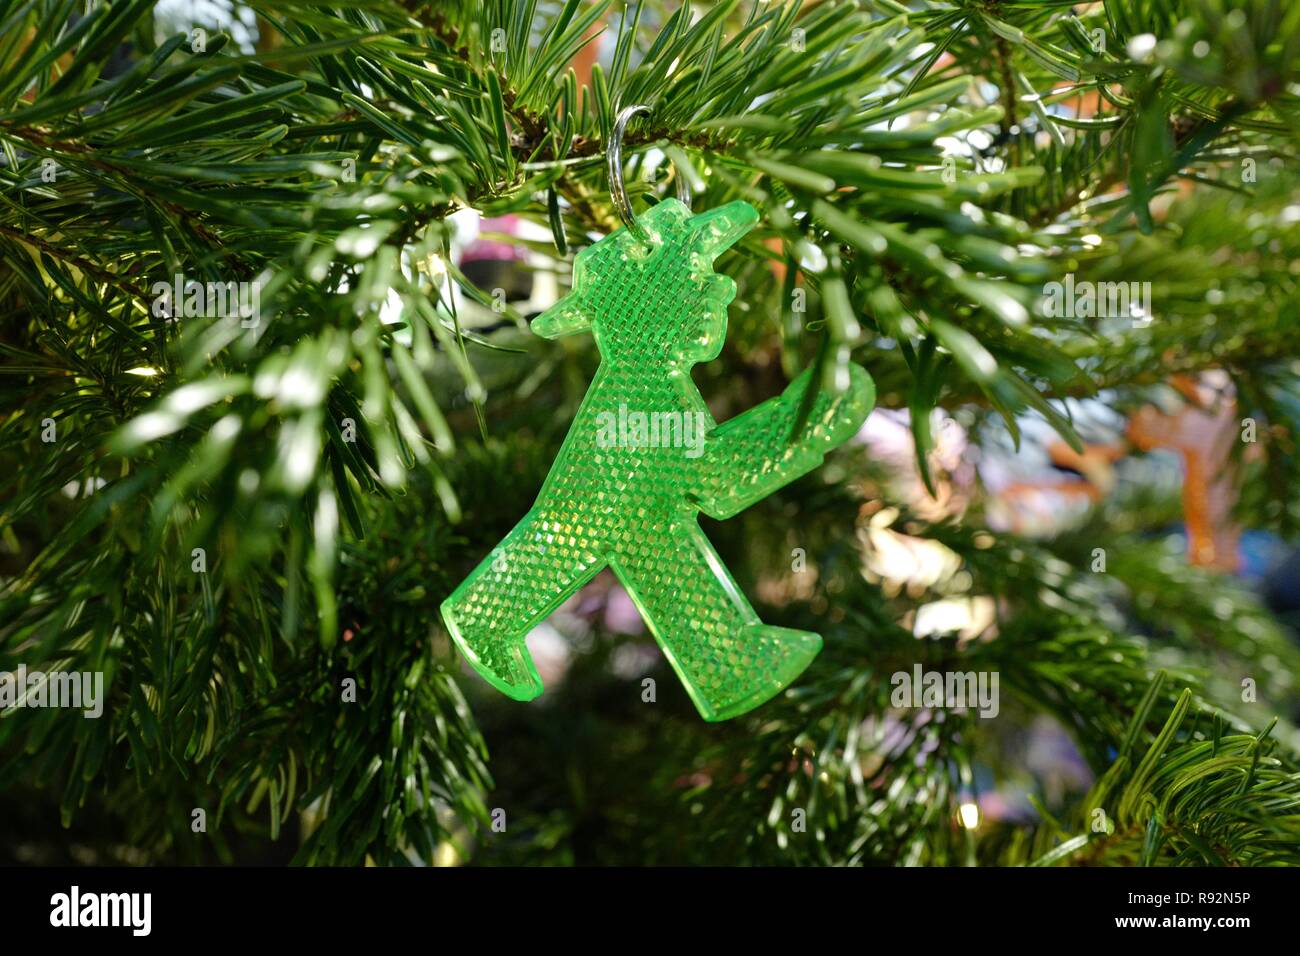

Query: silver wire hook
<box><xmin>607</xmin><ymin>104</ymin><xmax>692</xmax><ymax>242</ymax></box>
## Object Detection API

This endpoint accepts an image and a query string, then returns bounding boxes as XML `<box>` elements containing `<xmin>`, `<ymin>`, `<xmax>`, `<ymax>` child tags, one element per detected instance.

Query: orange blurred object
<box><xmin>1127</xmin><ymin>374</ymin><xmax>1242</xmax><ymax>571</ymax></box>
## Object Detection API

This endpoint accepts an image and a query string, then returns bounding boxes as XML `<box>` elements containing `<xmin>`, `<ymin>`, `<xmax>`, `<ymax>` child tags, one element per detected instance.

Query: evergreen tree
<box><xmin>1</xmin><ymin>0</ymin><xmax>1298</xmax><ymax>865</ymax></box>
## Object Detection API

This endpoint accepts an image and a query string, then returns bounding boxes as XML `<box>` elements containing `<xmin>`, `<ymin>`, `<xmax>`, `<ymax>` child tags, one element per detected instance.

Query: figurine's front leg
<box><xmin>441</xmin><ymin>506</ymin><xmax>605</xmax><ymax>700</ymax></box>
<box><xmin>611</xmin><ymin>520</ymin><xmax>821</xmax><ymax>721</ymax></box>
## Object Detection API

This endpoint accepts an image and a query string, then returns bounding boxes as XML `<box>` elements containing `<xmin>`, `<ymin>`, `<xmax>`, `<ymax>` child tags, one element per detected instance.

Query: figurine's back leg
<box><xmin>441</xmin><ymin>506</ymin><xmax>604</xmax><ymax>700</ymax></box>
<box><xmin>611</xmin><ymin>519</ymin><xmax>822</xmax><ymax>721</ymax></box>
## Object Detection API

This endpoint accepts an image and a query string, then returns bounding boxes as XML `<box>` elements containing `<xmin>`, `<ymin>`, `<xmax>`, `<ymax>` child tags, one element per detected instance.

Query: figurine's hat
<box><xmin>531</xmin><ymin>198</ymin><xmax>758</xmax><ymax>340</ymax></box>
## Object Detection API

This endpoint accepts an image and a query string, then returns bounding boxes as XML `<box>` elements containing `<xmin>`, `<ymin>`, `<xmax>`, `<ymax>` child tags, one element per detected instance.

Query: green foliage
<box><xmin>1</xmin><ymin>0</ymin><xmax>1298</xmax><ymax>865</ymax></box>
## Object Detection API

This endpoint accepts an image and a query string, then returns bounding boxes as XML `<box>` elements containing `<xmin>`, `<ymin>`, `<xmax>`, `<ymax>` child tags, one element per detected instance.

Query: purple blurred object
<box><xmin>460</xmin><ymin>215</ymin><xmax>529</xmax><ymax>264</ymax></box>
<box><xmin>458</xmin><ymin>215</ymin><xmax>532</xmax><ymax>302</ymax></box>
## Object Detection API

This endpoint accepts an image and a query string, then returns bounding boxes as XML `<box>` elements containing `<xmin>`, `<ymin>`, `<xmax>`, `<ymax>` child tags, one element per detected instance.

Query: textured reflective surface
<box><xmin>440</xmin><ymin>199</ymin><xmax>875</xmax><ymax>720</ymax></box>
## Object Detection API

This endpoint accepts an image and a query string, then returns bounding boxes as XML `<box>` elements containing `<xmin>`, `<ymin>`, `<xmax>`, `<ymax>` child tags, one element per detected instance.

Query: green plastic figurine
<box><xmin>441</xmin><ymin>198</ymin><xmax>875</xmax><ymax>720</ymax></box>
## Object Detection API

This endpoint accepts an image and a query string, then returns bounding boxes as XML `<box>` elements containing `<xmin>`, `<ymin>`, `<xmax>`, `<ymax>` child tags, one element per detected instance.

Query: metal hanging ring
<box><xmin>607</xmin><ymin>104</ymin><xmax>692</xmax><ymax>242</ymax></box>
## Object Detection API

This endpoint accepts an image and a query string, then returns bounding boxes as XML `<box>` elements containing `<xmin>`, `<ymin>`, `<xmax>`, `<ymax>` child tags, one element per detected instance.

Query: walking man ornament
<box><xmin>442</xmin><ymin>107</ymin><xmax>875</xmax><ymax>721</ymax></box>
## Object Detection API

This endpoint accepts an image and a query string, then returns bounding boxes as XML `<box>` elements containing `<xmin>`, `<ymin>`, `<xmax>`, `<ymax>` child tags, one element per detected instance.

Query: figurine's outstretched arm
<box><xmin>692</xmin><ymin>364</ymin><xmax>874</xmax><ymax>520</ymax></box>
